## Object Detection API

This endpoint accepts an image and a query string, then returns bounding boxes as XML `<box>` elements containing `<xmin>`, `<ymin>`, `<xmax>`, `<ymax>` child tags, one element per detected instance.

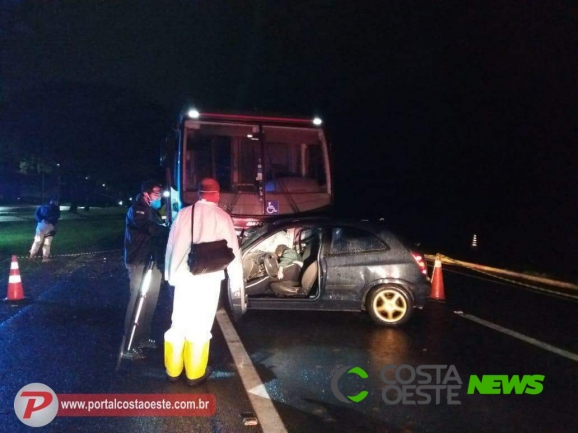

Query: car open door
<box><xmin>227</xmin><ymin>277</ymin><xmax>247</xmax><ymax>321</ymax></box>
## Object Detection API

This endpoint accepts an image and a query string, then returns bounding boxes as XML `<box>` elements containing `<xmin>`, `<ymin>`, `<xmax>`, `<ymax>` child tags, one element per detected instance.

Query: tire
<box><xmin>367</xmin><ymin>285</ymin><xmax>414</xmax><ymax>326</ymax></box>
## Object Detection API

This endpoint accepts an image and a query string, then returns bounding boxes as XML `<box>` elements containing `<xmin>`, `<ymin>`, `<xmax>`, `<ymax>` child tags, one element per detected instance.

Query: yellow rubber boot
<box><xmin>184</xmin><ymin>340</ymin><xmax>210</xmax><ymax>381</ymax></box>
<box><xmin>164</xmin><ymin>340</ymin><xmax>184</xmax><ymax>380</ymax></box>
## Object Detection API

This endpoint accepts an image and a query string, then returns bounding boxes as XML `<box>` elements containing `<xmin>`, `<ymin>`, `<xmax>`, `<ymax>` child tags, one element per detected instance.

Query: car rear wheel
<box><xmin>367</xmin><ymin>285</ymin><xmax>413</xmax><ymax>326</ymax></box>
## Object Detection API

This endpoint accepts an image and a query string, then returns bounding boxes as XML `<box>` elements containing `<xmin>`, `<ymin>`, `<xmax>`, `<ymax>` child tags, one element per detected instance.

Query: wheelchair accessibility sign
<box><xmin>266</xmin><ymin>201</ymin><xmax>279</xmax><ymax>215</ymax></box>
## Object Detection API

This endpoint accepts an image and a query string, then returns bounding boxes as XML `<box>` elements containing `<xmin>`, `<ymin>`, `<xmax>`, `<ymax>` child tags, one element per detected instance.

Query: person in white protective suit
<box><xmin>164</xmin><ymin>178</ymin><xmax>243</xmax><ymax>386</ymax></box>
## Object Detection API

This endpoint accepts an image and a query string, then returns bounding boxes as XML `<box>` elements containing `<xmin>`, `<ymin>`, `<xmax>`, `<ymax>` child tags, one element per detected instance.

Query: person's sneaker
<box><xmin>138</xmin><ymin>339</ymin><xmax>158</xmax><ymax>350</ymax></box>
<box><xmin>186</xmin><ymin>367</ymin><xmax>212</xmax><ymax>387</ymax></box>
<box><xmin>121</xmin><ymin>347</ymin><xmax>147</xmax><ymax>361</ymax></box>
<box><xmin>42</xmin><ymin>257</ymin><xmax>52</xmax><ymax>263</ymax></box>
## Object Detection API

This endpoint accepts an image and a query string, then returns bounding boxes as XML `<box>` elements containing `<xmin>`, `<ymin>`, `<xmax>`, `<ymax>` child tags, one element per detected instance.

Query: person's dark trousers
<box><xmin>124</xmin><ymin>262</ymin><xmax>162</xmax><ymax>346</ymax></box>
<box><xmin>282</xmin><ymin>264</ymin><xmax>301</xmax><ymax>281</ymax></box>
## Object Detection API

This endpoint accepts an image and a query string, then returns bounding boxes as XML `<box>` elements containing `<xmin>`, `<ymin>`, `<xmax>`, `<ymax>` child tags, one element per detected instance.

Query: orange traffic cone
<box><xmin>430</xmin><ymin>254</ymin><xmax>446</xmax><ymax>301</ymax></box>
<box><xmin>3</xmin><ymin>255</ymin><xmax>29</xmax><ymax>303</ymax></box>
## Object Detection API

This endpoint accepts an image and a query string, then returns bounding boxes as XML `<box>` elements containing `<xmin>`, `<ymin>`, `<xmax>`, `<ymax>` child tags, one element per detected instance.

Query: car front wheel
<box><xmin>367</xmin><ymin>285</ymin><xmax>413</xmax><ymax>326</ymax></box>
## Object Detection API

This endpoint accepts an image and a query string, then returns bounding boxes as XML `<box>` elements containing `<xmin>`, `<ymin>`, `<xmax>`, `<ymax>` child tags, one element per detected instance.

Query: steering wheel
<box><xmin>262</xmin><ymin>253</ymin><xmax>280</xmax><ymax>280</ymax></box>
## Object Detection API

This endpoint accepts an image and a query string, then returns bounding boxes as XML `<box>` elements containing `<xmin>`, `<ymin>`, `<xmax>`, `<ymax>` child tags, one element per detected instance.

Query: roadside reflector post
<box><xmin>471</xmin><ymin>234</ymin><xmax>478</xmax><ymax>250</ymax></box>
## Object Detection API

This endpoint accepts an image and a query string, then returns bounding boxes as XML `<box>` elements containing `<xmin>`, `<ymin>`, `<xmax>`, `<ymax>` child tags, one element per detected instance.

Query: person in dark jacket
<box><xmin>29</xmin><ymin>198</ymin><xmax>61</xmax><ymax>262</ymax></box>
<box><xmin>122</xmin><ymin>180</ymin><xmax>169</xmax><ymax>360</ymax></box>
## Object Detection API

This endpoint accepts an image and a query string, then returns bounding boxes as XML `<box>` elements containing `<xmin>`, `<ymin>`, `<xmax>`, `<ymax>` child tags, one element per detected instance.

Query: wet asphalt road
<box><xmin>0</xmin><ymin>254</ymin><xmax>261</xmax><ymax>433</ymax></box>
<box><xmin>235</xmin><ymin>279</ymin><xmax>577</xmax><ymax>432</ymax></box>
<box><xmin>0</xmin><ymin>254</ymin><xmax>577</xmax><ymax>432</ymax></box>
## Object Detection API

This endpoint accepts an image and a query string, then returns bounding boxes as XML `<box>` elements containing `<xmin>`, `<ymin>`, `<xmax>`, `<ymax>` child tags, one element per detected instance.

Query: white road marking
<box><xmin>216</xmin><ymin>309</ymin><xmax>288</xmax><ymax>433</ymax></box>
<box><xmin>458</xmin><ymin>313</ymin><xmax>578</xmax><ymax>362</ymax></box>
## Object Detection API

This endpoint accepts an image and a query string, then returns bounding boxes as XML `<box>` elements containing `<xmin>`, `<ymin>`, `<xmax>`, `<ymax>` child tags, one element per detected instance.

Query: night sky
<box><xmin>1</xmin><ymin>1</ymin><xmax>576</xmax><ymax>276</ymax></box>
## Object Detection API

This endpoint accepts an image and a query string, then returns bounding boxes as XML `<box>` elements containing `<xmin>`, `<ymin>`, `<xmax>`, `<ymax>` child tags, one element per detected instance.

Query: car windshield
<box><xmin>241</xmin><ymin>225</ymin><xmax>270</xmax><ymax>248</ymax></box>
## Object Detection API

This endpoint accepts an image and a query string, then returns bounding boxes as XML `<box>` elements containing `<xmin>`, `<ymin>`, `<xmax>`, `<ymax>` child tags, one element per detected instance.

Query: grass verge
<box><xmin>0</xmin><ymin>213</ymin><xmax>125</xmax><ymax>260</ymax></box>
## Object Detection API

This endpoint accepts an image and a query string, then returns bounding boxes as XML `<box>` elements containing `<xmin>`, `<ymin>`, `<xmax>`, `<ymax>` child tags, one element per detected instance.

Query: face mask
<box><xmin>150</xmin><ymin>198</ymin><xmax>162</xmax><ymax>210</ymax></box>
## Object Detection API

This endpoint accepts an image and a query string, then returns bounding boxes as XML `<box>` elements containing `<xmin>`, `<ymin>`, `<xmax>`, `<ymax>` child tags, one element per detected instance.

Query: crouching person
<box><xmin>164</xmin><ymin>178</ymin><xmax>243</xmax><ymax>386</ymax></box>
<box><xmin>30</xmin><ymin>198</ymin><xmax>60</xmax><ymax>262</ymax></box>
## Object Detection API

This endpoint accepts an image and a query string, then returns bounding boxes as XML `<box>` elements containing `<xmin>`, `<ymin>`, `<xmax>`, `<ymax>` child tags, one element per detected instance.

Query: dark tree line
<box><xmin>0</xmin><ymin>83</ymin><xmax>170</xmax><ymax>207</ymax></box>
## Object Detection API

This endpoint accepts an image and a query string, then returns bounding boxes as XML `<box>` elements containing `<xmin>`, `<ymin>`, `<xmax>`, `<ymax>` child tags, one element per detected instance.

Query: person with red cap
<box><xmin>164</xmin><ymin>177</ymin><xmax>243</xmax><ymax>386</ymax></box>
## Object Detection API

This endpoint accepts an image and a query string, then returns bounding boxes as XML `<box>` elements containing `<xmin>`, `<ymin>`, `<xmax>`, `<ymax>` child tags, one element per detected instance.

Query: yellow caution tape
<box><xmin>425</xmin><ymin>254</ymin><xmax>578</xmax><ymax>291</ymax></box>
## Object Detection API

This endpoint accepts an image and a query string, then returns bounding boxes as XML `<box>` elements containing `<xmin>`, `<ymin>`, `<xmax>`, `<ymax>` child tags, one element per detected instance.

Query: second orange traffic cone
<box><xmin>430</xmin><ymin>254</ymin><xmax>446</xmax><ymax>301</ymax></box>
<box><xmin>3</xmin><ymin>255</ymin><xmax>29</xmax><ymax>303</ymax></box>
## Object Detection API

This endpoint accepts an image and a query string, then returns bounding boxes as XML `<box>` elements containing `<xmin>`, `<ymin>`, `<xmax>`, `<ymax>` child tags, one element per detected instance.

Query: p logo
<box><xmin>331</xmin><ymin>366</ymin><xmax>369</xmax><ymax>403</ymax></box>
<box><xmin>14</xmin><ymin>383</ymin><xmax>59</xmax><ymax>427</ymax></box>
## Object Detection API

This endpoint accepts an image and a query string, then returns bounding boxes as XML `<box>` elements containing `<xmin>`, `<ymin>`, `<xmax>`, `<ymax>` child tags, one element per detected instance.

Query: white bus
<box><xmin>161</xmin><ymin>109</ymin><xmax>333</xmax><ymax>230</ymax></box>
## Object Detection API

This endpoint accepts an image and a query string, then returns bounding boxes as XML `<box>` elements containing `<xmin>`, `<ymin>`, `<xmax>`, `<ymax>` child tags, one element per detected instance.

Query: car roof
<box><xmin>268</xmin><ymin>216</ymin><xmax>392</xmax><ymax>232</ymax></box>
